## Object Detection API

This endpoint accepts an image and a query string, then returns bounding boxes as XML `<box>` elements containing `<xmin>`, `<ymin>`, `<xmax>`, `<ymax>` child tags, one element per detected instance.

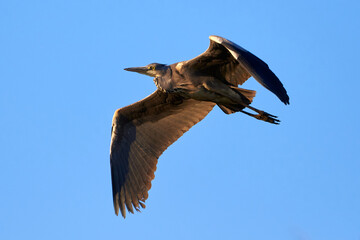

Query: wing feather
<box><xmin>110</xmin><ymin>90</ymin><xmax>215</xmax><ymax>217</ymax></box>
<box><xmin>210</xmin><ymin>36</ymin><xmax>289</xmax><ymax>104</ymax></box>
<box><xmin>183</xmin><ymin>35</ymin><xmax>289</xmax><ymax>104</ymax></box>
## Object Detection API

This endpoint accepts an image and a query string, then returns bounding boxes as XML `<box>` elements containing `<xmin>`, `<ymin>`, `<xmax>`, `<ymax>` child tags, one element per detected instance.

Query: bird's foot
<box><xmin>254</xmin><ymin>111</ymin><xmax>280</xmax><ymax>124</ymax></box>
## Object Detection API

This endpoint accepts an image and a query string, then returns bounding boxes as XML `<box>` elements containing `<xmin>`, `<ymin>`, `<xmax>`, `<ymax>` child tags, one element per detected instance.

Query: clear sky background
<box><xmin>1</xmin><ymin>0</ymin><xmax>359</xmax><ymax>239</ymax></box>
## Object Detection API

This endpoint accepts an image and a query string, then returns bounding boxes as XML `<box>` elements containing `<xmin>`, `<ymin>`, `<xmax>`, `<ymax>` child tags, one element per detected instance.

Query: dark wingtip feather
<box><xmin>283</xmin><ymin>96</ymin><xmax>290</xmax><ymax>105</ymax></box>
<box><xmin>237</xmin><ymin>50</ymin><xmax>290</xmax><ymax>105</ymax></box>
<box><xmin>210</xmin><ymin>36</ymin><xmax>290</xmax><ymax>105</ymax></box>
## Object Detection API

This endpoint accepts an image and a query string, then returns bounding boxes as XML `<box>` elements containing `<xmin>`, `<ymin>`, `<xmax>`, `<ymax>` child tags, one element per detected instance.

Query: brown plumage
<box><xmin>110</xmin><ymin>35</ymin><xmax>289</xmax><ymax>218</ymax></box>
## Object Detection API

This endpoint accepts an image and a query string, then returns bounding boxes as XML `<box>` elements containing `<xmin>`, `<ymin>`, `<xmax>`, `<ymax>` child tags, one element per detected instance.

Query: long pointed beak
<box><xmin>124</xmin><ymin>66</ymin><xmax>148</xmax><ymax>75</ymax></box>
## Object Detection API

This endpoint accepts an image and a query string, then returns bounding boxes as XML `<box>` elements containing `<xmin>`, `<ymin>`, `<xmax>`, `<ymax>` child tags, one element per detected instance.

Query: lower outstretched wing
<box><xmin>110</xmin><ymin>90</ymin><xmax>215</xmax><ymax>218</ymax></box>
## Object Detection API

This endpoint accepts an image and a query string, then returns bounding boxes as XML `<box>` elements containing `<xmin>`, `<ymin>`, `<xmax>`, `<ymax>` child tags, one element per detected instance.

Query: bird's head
<box><xmin>124</xmin><ymin>63</ymin><xmax>168</xmax><ymax>77</ymax></box>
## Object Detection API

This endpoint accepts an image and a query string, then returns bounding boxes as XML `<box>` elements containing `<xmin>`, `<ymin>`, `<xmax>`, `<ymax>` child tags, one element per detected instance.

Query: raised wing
<box><xmin>184</xmin><ymin>35</ymin><xmax>289</xmax><ymax>105</ymax></box>
<box><xmin>110</xmin><ymin>90</ymin><xmax>215</xmax><ymax>218</ymax></box>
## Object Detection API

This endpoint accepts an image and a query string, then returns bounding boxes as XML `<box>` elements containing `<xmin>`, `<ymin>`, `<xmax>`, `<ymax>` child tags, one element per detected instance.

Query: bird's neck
<box><xmin>153</xmin><ymin>67</ymin><xmax>173</xmax><ymax>93</ymax></box>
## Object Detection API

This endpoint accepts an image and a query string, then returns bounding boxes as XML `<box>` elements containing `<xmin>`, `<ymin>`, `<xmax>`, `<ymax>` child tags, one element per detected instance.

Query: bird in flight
<box><xmin>110</xmin><ymin>35</ymin><xmax>289</xmax><ymax>218</ymax></box>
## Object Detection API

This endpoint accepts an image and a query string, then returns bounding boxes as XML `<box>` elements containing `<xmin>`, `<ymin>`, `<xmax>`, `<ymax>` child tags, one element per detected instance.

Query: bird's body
<box><xmin>164</xmin><ymin>62</ymin><xmax>251</xmax><ymax>104</ymax></box>
<box><xmin>110</xmin><ymin>36</ymin><xmax>289</xmax><ymax>218</ymax></box>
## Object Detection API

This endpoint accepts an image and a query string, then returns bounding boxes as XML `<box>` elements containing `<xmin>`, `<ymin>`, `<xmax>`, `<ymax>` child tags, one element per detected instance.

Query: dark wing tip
<box><xmin>209</xmin><ymin>35</ymin><xmax>290</xmax><ymax>105</ymax></box>
<box><xmin>255</xmin><ymin>66</ymin><xmax>290</xmax><ymax>105</ymax></box>
<box><xmin>283</xmin><ymin>95</ymin><xmax>290</xmax><ymax>105</ymax></box>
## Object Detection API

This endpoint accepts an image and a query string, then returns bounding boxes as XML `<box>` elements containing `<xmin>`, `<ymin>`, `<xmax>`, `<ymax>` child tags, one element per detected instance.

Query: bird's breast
<box><xmin>154</xmin><ymin>76</ymin><xmax>177</xmax><ymax>93</ymax></box>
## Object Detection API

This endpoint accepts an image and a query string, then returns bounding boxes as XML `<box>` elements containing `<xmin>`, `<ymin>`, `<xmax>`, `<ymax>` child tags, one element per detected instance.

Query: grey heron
<box><xmin>110</xmin><ymin>35</ymin><xmax>289</xmax><ymax>218</ymax></box>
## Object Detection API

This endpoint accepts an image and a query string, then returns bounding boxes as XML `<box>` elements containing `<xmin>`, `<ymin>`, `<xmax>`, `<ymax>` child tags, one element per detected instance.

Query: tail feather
<box><xmin>230</xmin><ymin>87</ymin><xmax>256</xmax><ymax>103</ymax></box>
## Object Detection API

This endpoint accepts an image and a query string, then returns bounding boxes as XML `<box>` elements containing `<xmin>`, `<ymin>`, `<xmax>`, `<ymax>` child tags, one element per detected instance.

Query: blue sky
<box><xmin>1</xmin><ymin>0</ymin><xmax>359</xmax><ymax>239</ymax></box>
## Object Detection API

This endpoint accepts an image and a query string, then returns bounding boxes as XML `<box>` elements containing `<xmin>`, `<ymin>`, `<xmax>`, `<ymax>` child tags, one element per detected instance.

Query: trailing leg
<box><xmin>241</xmin><ymin>106</ymin><xmax>280</xmax><ymax>124</ymax></box>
